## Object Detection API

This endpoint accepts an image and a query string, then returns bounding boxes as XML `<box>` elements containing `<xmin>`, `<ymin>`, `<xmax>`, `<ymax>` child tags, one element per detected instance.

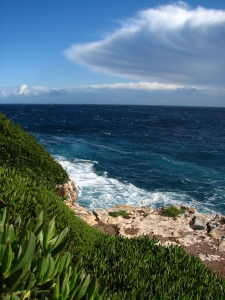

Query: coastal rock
<box><xmin>63</xmin><ymin>199</ymin><xmax>225</xmax><ymax>278</ymax></box>
<box><xmin>210</xmin><ymin>225</ymin><xmax>225</xmax><ymax>240</ymax></box>
<box><xmin>219</xmin><ymin>239</ymin><xmax>225</xmax><ymax>251</ymax></box>
<box><xmin>190</xmin><ymin>216</ymin><xmax>206</xmax><ymax>230</ymax></box>
<box><xmin>64</xmin><ymin>201</ymin><xmax>98</xmax><ymax>226</ymax></box>
<box><xmin>207</xmin><ymin>221</ymin><xmax>219</xmax><ymax>233</ymax></box>
<box><xmin>198</xmin><ymin>254</ymin><xmax>225</xmax><ymax>261</ymax></box>
<box><xmin>57</xmin><ymin>180</ymin><xmax>77</xmax><ymax>205</ymax></box>
<box><xmin>186</xmin><ymin>207</ymin><xmax>195</xmax><ymax>214</ymax></box>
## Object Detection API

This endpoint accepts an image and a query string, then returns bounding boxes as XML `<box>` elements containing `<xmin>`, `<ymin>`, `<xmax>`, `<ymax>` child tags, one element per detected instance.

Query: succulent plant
<box><xmin>0</xmin><ymin>209</ymin><xmax>105</xmax><ymax>299</ymax></box>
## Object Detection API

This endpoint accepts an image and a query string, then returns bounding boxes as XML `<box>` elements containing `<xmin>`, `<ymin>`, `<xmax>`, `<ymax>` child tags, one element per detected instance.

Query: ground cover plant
<box><xmin>0</xmin><ymin>167</ymin><xmax>101</xmax><ymax>257</ymax></box>
<box><xmin>1</xmin><ymin>113</ymin><xmax>225</xmax><ymax>299</ymax></box>
<box><xmin>83</xmin><ymin>235</ymin><xmax>225</xmax><ymax>299</ymax></box>
<box><xmin>0</xmin><ymin>209</ymin><xmax>105</xmax><ymax>299</ymax></box>
<box><xmin>160</xmin><ymin>205</ymin><xmax>185</xmax><ymax>218</ymax></box>
<box><xmin>0</xmin><ymin>113</ymin><xmax>101</xmax><ymax>256</ymax></box>
<box><xmin>0</xmin><ymin>113</ymin><xmax>68</xmax><ymax>187</ymax></box>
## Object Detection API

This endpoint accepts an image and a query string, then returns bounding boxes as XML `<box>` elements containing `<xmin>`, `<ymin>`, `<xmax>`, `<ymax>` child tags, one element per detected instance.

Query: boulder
<box><xmin>190</xmin><ymin>216</ymin><xmax>206</xmax><ymax>230</ymax></box>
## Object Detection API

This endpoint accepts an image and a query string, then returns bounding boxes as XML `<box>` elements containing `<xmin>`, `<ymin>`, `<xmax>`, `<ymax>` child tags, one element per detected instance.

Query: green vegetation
<box><xmin>0</xmin><ymin>113</ymin><xmax>102</xmax><ymax>257</ymax></box>
<box><xmin>0</xmin><ymin>167</ymin><xmax>101</xmax><ymax>257</ymax></box>
<box><xmin>108</xmin><ymin>210</ymin><xmax>131</xmax><ymax>219</ymax></box>
<box><xmin>0</xmin><ymin>114</ymin><xmax>68</xmax><ymax>187</ymax></box>
<box><xmin>0</xmin><ymin>113</ymin><xmax>225</xmax><ymax>299</ymax></box>
<box><xmin>160</xmin><ymin>206</ymin><xmax>185</xmax><ymax>218</ymax></box>
<box><xmin>83</xmin><ymin>235</ymin><xmax>225</xmax><ymax>299</ymax></box>
<box><xmin>142</xmin><ymin>212</ymin><xmax>149</xmax><ymax>218</ymax></box>
<box><xmin>0</xmin><ymin>209</ymin><xmax>105</xmax><ymax>299</ymax></box>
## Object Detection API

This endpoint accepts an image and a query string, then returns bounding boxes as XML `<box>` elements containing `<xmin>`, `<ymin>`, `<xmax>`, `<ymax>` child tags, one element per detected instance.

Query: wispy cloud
<box><xmin>64</xmin><ymin>2</ymin><xmax>225</xmax><ymax>88</ymax></box>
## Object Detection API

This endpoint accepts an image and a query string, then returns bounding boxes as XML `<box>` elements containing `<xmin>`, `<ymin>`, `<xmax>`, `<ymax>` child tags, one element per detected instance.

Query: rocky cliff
<box><xmin>63</xmin><ymin>191</ymin><xmax>225</xmax><ymax>278</ymax></box>
<box><xmin>57</xmin><ymin>180</ymin><xmax>77</xmax><ymax>205</ymax></box>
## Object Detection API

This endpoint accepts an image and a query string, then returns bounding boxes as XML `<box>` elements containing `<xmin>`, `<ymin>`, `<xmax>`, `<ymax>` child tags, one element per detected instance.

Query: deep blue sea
<box><xmin>1</xmin><ymin>104</ymin><xmax>225</xmax><ymax>215</ymax></box>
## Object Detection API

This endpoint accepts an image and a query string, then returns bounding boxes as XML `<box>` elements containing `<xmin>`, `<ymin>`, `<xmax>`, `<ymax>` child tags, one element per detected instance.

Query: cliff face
<box><xmin>57</xmin><ymin>180</ymin><xmax>77</xmax><ymax>205</ymax></box>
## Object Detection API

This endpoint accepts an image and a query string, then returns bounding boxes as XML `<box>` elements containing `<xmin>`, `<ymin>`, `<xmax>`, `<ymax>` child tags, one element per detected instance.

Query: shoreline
<box><xmin>58</xmin><ymin>180</ymin><xmax>225</xmax><ymax>279</ymax></box>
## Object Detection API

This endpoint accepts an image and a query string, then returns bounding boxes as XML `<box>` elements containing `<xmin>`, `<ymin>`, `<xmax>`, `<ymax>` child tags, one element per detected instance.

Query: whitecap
<box><xmin>55</xmin><ymin>156</ymin><xmax>216</xmax><ymax>214</ymax></box>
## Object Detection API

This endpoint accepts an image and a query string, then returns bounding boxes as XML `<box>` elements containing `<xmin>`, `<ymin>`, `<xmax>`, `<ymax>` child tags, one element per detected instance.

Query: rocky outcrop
<box><xmin>63</xmin><ymin>201</ymin><xmax>225</xmax><ymax>278</ymax></box>
<box><xmin>63</xmin><ymin>203</ymin><xmax>225</xmax><ymax>247</ymax></box>
<box><xmin>57</xmin><ymin>180</ymin><xmax>77</xmax><ymax>205</ymax></box>
<box><xmin>189</xmin><ymin>216</ymin><xmax>206</xmax><ymax>230</ymax></box>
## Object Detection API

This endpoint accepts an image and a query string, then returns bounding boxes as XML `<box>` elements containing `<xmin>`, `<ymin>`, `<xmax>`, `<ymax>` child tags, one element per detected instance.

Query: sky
<box><xmin>0</xmin><ymin>0</ymin><xmax>225</xmax><ymax>106</ymax></box>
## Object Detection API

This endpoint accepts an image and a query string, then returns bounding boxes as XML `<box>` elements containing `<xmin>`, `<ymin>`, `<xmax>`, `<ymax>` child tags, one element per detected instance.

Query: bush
<box><xmin>108</xmin><ymin>210</ymin><xmax>131</xmax><ymax>219</ymax></box>
<box><xmin>160</xmin><ymin>206</ymin><xmax>185</xmax><ymax>218</ymax></box>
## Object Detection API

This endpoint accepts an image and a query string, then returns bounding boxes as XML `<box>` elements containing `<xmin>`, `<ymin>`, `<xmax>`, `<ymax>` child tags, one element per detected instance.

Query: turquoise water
<box><xmin>1</xmin><ymin>104</ymin><xmax>225</xmax><ymax>214</ymax></box>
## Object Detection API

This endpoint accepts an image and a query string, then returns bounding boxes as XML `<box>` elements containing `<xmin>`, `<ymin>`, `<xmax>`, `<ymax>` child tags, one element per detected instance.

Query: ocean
<box><xmin>1</xmin><ymin>104</ymin><xmax>225</xmax><ymax>215</ymax></box>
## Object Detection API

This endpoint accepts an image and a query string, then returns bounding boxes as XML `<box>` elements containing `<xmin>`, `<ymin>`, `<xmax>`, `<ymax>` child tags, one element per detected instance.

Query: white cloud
<box><xmin>18</xmin><ymin>84</ymin><xmax>29</xmax><ymax>95</ymax></box>
<box><xmin>0</xmin><ymin>82</ymin><xmax>185</xmax><ymax>98</ymax></box>
<box><xmin>1</xmin><ymin>83</ymin><xmax>224</xmax><ymax>106</ymax></box>
<box><xmin>1</xmin><ymin>81</ymin><xmax>223</xmax><ymax>104</ymax></box>
<box><xmin>64</xmin><ymin>2</ymin><xmax>225</xmax><ymax>88</ymax></box>
<box><xmin>1</xmin><ymin>91</ymin><xmax>7</xmax><ymax>97</ymax></box>
<box><xmin>81</xmin><ymin>81</ymin><xmax>184</xmax><ymax>90</ymax></box>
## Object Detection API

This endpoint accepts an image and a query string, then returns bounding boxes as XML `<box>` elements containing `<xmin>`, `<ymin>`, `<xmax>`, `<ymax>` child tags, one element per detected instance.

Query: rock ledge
<box><xmin>64</xmin><ymin>200</ymin><xmax>225</xmax><ymax>278</ymax></box>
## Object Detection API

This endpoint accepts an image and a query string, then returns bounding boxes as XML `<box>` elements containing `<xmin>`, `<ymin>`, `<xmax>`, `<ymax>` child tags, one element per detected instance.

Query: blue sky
<box><xmin>1</xmin><ymin>0</ymin><xmax>225</xmax><ymax>106</ymax></box>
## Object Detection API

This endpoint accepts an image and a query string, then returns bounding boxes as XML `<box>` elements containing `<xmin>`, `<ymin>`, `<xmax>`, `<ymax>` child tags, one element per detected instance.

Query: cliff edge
<box><xmin>64</xmin><ymin>195</ymin><xmax>225</xmax><ymax>279</ymax></box>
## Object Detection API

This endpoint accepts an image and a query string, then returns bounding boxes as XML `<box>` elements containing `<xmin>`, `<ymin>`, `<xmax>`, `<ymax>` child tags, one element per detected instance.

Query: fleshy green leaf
<box><xmin>7</xmin><ymin>232</ymin><xmax>35</xmax><ymax>276</ymax></box>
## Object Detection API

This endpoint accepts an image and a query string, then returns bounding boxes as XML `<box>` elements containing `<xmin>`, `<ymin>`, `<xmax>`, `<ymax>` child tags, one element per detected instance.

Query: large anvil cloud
<box><xmin>64</xmin><ymin>2</ymin><xmax>225</xmax><ymax>88</ymax></box>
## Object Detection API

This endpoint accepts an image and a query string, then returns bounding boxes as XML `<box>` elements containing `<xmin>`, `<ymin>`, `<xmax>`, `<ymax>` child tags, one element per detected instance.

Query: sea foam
<box><xmin>56</xmin><ymin>156</ymin><xmax>213</xmax><ymax>213</ymax></box>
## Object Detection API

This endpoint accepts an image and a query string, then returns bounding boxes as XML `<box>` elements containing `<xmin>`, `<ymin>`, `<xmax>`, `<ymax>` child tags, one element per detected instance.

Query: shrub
<box><xmin>160</xmin><ymin>206</ymin><xmax>185</xmax><ymax>218</ymax></box>
<box><xmin>108</xmin><ymin>210</ymin><xmax>131</xmax><ymax>219</ymax></box>
<box><xmin>142</xmin><ymin>213</ymin><xmax>149</xmax><ymax>218</ymax></box>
